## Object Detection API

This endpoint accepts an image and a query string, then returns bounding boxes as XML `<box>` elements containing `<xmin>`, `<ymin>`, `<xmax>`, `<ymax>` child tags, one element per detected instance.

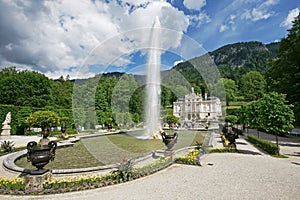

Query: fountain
<box><xmin>144</xmin><ymin>16</ymin><xmax>162</xmax><ymax>139</ymax></box>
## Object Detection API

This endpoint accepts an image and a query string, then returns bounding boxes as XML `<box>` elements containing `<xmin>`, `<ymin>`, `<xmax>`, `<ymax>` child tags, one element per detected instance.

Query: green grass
<box><xmin>271</xmin><ymin>154</ymin><xmax>289</xmax><ymax>158</ymax></box>
<box><xmin>15</xmin><ymin>130</ymin><xmax>206</xmax><ymax>169</ymax></box>
<box><xmin>15</xmin><ymin>141</ymin><xmax>104</xmax><ymax>169</ymax></box>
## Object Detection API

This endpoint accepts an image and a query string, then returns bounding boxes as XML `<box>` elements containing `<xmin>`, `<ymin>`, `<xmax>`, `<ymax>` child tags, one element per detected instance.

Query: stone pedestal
<box><xmin>24</xmin><ymin>170</ymin><xmax>52</xmax><ymax>191</ymax></box>
<box><xmin>1</xmin><ymin>124</ymin><xmax>11</xmax><ymax>137</ymax></box>
<box><xmin>164</xmin><ymin>150</ymin><xmax>174</xmax><ymax>157</ymax></box>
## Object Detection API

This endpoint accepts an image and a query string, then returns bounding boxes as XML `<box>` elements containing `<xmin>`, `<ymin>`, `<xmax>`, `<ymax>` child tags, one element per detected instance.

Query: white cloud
<box><xmin>280</xmin><ymin>8</ymin><xmax>300</xmax><ymax>27</ymax></box>
<box><xmin>183</xmin><ymin>0</ymin><xmax>206</xmax><ymax>10</ymax></box>
<box><xmin>241</xmin><ymin>0</ymin><xmax>279</xmax><ymax>22</ymax></box>
<box><xmin>0</xmin><ymin>0</ymin><xmax>190</xmax><ymax>79</ymax></box>
<box><xmin>261</xmin><ymin>0</ymin><xmax>279</xmax><ymax>7</ymax></box>
<box><xmin>229</xmin><ymin>14</ymin><xmax>236</xmax><ymax>24</ymax></box>
<box><xmin>189</xmin><ymin>12</ymin><xmax>211</xmax><ymax>27</ymax></box>
<box><xmin>219</xmin><ymin>25</ymin><xmax>228</xmax><ymax>32</ymax></box>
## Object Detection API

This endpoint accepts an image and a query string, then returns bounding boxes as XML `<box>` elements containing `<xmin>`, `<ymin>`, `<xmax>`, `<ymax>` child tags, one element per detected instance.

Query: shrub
<box><xmin>112</xmin><ymin>158</ymin><xmax>134</xmax><ymax>181</ymax></box>
<box><xmin>226</xmin><ymin>108</ymin><xmax>240</xmax><ymax>116</ymax></box>
<box><xmin>232</xmin><ymin>127</ymin><xmax>243</xmax><ymax>135</ymax></box>
<box><xmin>0</xmin><ymin>141</ymin><xmax>15</xmax><ymax>153</ymax></box>
<box><xmin>247</xmin><ymin>134</ymin><xmax>278</xmax><ymax>155</ymax></box>
<box><xmin>225</xmin><ymin>115</ymin><xmax>238</xmax><ymax>124</ymax></box>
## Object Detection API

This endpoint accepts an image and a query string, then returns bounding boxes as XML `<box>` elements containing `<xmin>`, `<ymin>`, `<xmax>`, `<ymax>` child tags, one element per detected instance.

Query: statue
<box><xmin>1</xmin><ymin>112</ymin><xmax>11</xmax><ymax>136</ymax></box>
<box><xmin>2</xmin><ymin>112</ymin><xmax>11</xmax><ymax>125</ymax></box>
<box><xmin>39</xmin><ymin>129</ymin><xmax>50</xmax><ymax>146</ymax></box>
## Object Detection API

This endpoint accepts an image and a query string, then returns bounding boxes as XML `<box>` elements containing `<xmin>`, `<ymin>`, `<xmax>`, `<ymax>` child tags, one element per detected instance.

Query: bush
<box><xmin>225</xmin><ymin>115</ymin><xmax>238</xmax><ymax>124</ymax></box>
<box><xmin>226</xmin><ymin>107</ymin><xmax>240</xmax><ymax>116</ymax></box>
<box><xmin>0</xmin><ymin>141</ymin><xmax>15</xmax><ymax>153</ymax></box>
<box><xmin>247</xmin><ymin>134</ymin><xmax>278</xmax><ymax>155</ymax></box>
<box><xmin>232</xmin><ymin>127</ymin><xmax>243</xmax><ymax>135</ymax></box>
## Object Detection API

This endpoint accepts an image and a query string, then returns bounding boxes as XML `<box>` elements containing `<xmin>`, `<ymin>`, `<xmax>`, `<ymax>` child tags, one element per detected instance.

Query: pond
<box><xmin>15</xmin><ymin>130</ymin><xmax>206</xmax><ymax>170</ymax></box>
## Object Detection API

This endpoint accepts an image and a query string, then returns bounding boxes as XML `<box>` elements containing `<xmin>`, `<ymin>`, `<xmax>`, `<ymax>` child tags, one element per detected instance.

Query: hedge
<box><xmin>0</xmin><ymin>105</ymin><xmax>75</xmax><ymax>135</ymax></box>
<box><xmin>232</xmin><ymin>127</ymin><xmax>243</xmax><ymax>135</ymax></box>
<box><xmin>226</xmin><ymin>107</ymin><xmax>240</xmax><ymax>116</ymax></box>
<box><xmin>247</xmin><ymin>134</ymin><xmax>279</xmax><ymax>155</ymax></box>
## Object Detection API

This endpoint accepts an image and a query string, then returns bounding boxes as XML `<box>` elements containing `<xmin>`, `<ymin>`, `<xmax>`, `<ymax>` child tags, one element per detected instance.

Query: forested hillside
<box><xmin>173</xmin><ymin>41</ymin><xmax>279</xmax><ymax>82</ymax></box>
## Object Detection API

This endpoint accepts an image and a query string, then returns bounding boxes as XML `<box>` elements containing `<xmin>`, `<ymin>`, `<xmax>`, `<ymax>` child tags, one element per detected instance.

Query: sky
<box><xmin>0</xmin><ymin>0</ymin><xmax>299</xmax><ymax>79</ymax></box>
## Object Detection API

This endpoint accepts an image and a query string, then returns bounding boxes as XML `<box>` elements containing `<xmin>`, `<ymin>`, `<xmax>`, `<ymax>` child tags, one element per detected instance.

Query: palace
<box><xmin>173</xmin><ymin>88</ymin><xmax>222</xmax><ymax>129</ymax></box>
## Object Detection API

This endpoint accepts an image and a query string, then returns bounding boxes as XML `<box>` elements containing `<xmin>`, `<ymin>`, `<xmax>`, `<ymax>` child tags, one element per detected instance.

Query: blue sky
<box><xmin>0</xmin><ymin>0</ymin><xmax>299</xmax><ymax>79</ymax></box>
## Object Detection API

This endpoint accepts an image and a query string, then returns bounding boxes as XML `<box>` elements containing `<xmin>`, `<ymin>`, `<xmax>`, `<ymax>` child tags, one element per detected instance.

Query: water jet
<box><xmin>144</xmin><ymin>16</ymin><xmax>162</xmax><ymax>139</ymax></box>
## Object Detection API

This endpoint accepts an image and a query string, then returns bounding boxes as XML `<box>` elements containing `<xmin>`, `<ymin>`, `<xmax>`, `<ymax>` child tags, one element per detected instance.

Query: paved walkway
<box><xmin>1</xmin><ymin>131</ymin><xmax>300</xmax><ymax>199</ymax></box>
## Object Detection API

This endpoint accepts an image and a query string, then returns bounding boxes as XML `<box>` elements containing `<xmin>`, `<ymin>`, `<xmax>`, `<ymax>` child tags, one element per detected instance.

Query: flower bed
<box><xmin>0</xmin><ymin>157</ymin><xmax>172</xmax><ymax>195</ymax></box>
<box><xmin>175</xmin><ymin>149</ymin><xmax>201</xmax><ymax>166</ymax></box>
<box><xmin>209</xmin><ymin>147</ymin><xmax>236</xmax><ymax>153</ymax></box>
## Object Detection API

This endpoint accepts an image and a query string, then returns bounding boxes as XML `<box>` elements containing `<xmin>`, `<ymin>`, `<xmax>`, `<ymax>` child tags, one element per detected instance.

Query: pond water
<box><xmin>15</xmin><ymin>130</ymin><xmax>206</xmax><ymax>170</ymax></box>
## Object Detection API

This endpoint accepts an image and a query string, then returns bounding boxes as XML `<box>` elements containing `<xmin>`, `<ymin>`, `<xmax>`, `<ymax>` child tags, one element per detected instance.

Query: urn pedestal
<box><xmin>1</xmin><ymin>124</ymin><xmax>11</xmax><ymax>138</ymax></box>
<box><xmin>25</xmin><ymin>139</ymin><xmax>57</xmax><ymax>191</ymax></box>
<box><xmin>24</xmin><ymin>170</ymin><xmax>52</xmax><ymax>191</ymax></box>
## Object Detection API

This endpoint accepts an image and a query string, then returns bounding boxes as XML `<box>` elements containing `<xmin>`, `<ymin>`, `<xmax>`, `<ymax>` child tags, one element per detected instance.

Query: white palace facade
<box><xmin>173</xmin><ymin>88</ymin><xmax>222</xmax><ymax>128</ymax></box>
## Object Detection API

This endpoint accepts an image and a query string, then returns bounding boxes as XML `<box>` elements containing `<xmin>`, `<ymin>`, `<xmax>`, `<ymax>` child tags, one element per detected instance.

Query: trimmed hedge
<box><xmin>0</xmin><ymin>104</ymin><xmax>75</xmax><ymax>135</ymax></box>
<box><xmin>247</xmin><ymin>134</ymin><xmax>278</xmax><ymax>155</ymax></box>
<box><xmin>226</xmin><ymin>107</ymin><xmax>240</xmax><ymax>116</ymax></box>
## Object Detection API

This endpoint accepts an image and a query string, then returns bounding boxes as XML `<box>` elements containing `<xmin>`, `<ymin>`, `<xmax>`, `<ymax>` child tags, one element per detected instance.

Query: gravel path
<box><xmin>2</xmin><ymin>145</ymin><xmax>300</xmax><ymax>200</ymax></box>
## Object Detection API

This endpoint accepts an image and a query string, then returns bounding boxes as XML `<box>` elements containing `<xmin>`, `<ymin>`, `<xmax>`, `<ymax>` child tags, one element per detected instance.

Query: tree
<box><xmin>258</xmin><ymin>92</ymin><xmax>294</xmax><ymax>146</ymax></box>
<box><xmin>238</xmin><ymin>105</ymin><xmax>250</xmax><ymax>132</ymax></box>
<box><xmin>51</xmin><ymin>75</ymin><xmax>73</xmax><ymax>109</ymax></box>
<box><xmin>240</xmin><ymin>71</ymin><xmax>266</xmax><ymax>101</ymax></box>
<box><xmin>111</xmin><ymin>74</ymin><xmax>138</xmax><ymax>125</ymax></box>
<box><xmin>244</xmin><ymin>100</ymin><xmax>263</xmax><ymax>137</ymax></box>
<box><xmin>26</xmin><ymin>111</ymin><xmax>60</xmax><ymax>132</ymax></box>
<box><xmin>164</xmin><ymin>115</ymin><xmax>178</xmax><ymax>128</ymax></box>
<box><xmin>217</xmin><ymin>78</ymin><xmax>238</xmax><ymax>106</ymax></box>
<box><xmin>95</xmin><ymin>76</ymin><xmax>117</xmax><ymax>125</ymax></box>
<box><xmin>0</xmin><ymin>68</ymin><xmax>53</xmax><ymax>107</ymax></box>
<box><xmin>225</xmin><ymin>115</ymin><xmax>238</xmax><ymax>126</ymax></box>
<box><xmin>129</xmin><ymin>86</ymin><xmax>145</xmax><ymax>123</ymax></box>
<box><xmin>266</xmin><ymin>13</ymin><xmax>300</xmax><ymax>124</ymax></box>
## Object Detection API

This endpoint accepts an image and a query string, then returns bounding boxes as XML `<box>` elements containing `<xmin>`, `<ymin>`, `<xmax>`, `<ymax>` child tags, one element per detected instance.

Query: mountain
<box><xmin>209</xmin><ymin>41</ymin><xmax>278</xmax><ymax>68</ymax></box>
<box><xmin>172</xmin><ymin>41</ymin><xmax>279</xmax><ymax>82</ymax></box>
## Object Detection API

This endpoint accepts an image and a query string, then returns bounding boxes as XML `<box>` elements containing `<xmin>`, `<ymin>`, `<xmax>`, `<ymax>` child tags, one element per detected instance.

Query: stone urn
<box><xmin>26</xmin><ymin>141</ymin><xmax>57</xmax><ymax>174</ymax></box>
<box><xmin>61</xmin><ymin>126</ymin><xmax>66</xmax><ymax>134</ymax></box>
<box><xmin>161</xmin><ymin>132</ymin><xmax>178</xmax><ymax>150</ymax></box>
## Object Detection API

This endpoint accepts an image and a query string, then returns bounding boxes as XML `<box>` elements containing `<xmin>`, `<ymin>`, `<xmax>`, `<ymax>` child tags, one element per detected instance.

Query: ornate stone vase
<box><xmin>27</xmin><ymin>141</ymin><xmax>57</xmax><ymax>172</ymax></box>
<box><xmin>161</xmin><ymin>132</ymin><xmax>178</xmax><ymax>150</ymax></box>
<box><xmin>61</xmin><ymin>126</ymin><xmax>66</xmax><ymax>134</ymax></box>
